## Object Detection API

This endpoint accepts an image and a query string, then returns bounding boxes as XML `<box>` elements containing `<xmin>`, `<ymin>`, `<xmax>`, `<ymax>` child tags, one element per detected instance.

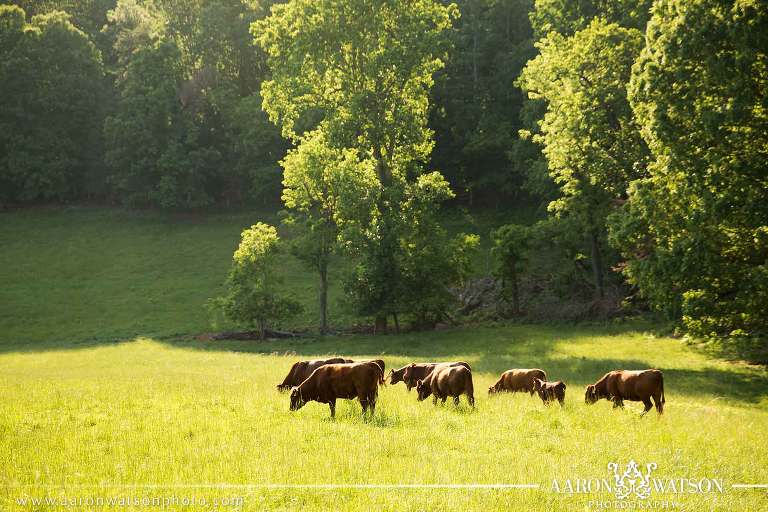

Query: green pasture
<box><xmin>1</xmin><ymin>208</ymin><xmax>766</xmax><ymax>511</ymax></box>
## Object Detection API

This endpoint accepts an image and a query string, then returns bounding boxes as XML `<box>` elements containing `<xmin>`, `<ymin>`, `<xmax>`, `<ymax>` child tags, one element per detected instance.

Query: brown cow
<box><xmin>353</xmin><ymin>359</ymin><xmax>386</xmax><ymax>382</ymax></box>
<box><xmin>488</xmin><ymin>369</ymin><xmax>547</xmax><ymax>395</ymax></box>
<box><xmin>277</xmin><ymin>358</ymin><xmax>348</xmax><ymax>392</ymax></box>
<box><xmin>391</xmin><ymin>362</ymin><xmax>471</xmax><ymax>391</ymax></box>
<box><xmin>416</xmin><ymin>365</ymin><xmax>475</xmax><ymax>407</ymax></box>
<box><xmin>585</xmin><ymin>369</ymin><xmax>665</xmax><ymax>416</ymax></box>
<box><xmin>289</xmin><ymin>362</ymin><xmax>383</xmax><ymax>417</ymax></box>
<box><xmin>533</xmin><ymin>378</ymin><xmax>566</xmax><ymax>406</ymax></box>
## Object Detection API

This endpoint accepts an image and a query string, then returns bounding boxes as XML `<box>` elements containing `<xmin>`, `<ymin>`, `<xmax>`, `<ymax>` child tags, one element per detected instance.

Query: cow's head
<box><xmin>388</xmin><ymin>368</ymin><xmax>403</xmax><ymax>385</ymax></box>
<box><xmin>584</xmin><ymin>384</ymin><xmax>599</xmax><ymax>404</ymax></box>
<box><xmin>415</xmin><ymin>379</ymin><xmax>431</xmax><ymax>401</ymax></box>
<box><xmin>533</xmin><ymin>378</ymin><xmax>545</xmax><ymax>392</ymax></box>
<box><xmin>289</xmin><ymin>387</ymin><xmax>306</xmax><ymax>411</ymax></box>
<box><xmin>487</xmin><ymin>385</ymin><xmax>497</xmax><ymax>395</ymax></box>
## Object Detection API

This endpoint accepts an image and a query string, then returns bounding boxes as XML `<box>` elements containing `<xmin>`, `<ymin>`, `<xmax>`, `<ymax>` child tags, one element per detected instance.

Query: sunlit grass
<box><xmin>1</xmin><ymin>325</ymin><xmax>766</xmax><ymax>510</ymax></box>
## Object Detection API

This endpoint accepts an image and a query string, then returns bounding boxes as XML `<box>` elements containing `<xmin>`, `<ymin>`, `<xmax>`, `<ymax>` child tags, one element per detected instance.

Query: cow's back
<box><xmin>503</xmin><ymin>369</ymin><xmax>546</xmax><ymax>391</ymax></box>
<box><xmin>316</xmin><ymin>363</ymin><xmax>380</xmax><ymax>401</ymax></box>
<box><xmin>434</xmin><ymin>365</ymin><xmax>472</xmax><ymax>395</ymax></box>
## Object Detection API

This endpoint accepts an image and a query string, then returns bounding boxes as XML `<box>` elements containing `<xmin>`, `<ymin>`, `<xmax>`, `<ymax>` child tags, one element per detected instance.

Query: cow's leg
<box><xmin>640</xmin><ymin>398</ymin><xmax>653</xmax><ymax>416</ymax></box>
<box><xmin>329</xmin><ymin>400</ymin><xmax>336</xmax><ymax>418</ymax></box>
<box><xmin>432</xmin><ymin>395</ymin><xmax>437</xmax><ymax>405</ymax></box>
<box><xmin>468</xmin><ymin>393</ymin><xmax>475</xmax><ymax>408</ymax></box>
<box><xmin>453</xmin><ymin>395</ymin><xmax>460</xmax><ymax>406</ymax></box>
<box><xmin>612</xmin><ymin>398</ymin><xmax>624</xmax><ymax>409</ymax></box>
<box><xmin>441</xmin><ymin>395</ymin><xmax>447</xmax><ymax>405</ymax></box>
<box><xmin>652</xmin><ymin>394</ymin><xmax>664</xmax><ymax>415</ymax></box>
<box><xmin>368</xmin><ymin>398</ymin><xmax>376</xmax><ymax>416</ymax></box>
<box><xmin>360</xmin><ymin>397</ymin><xmax>369</xmax><ymax>415</ymax></box>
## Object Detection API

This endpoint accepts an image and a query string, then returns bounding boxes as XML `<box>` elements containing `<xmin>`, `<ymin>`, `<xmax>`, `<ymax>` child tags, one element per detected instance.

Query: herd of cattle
<box><xmin>278</xmin><ymin>358</ymin><xmax>665</xmax><ymax>418</ymax></box>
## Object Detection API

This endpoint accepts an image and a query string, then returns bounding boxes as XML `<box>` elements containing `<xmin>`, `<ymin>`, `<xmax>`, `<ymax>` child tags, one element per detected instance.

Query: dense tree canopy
<box><xmin>518</xmin><ymin>19</ymin><xmax>647</xmax><ymax>297</ymax></box>
<box><xmin>611</xmin><ymin>0</ymin><xmax>768</xmax><ymax>338</ymax></box>
<box><xmin>0</xmin><ymin>5</ymin><xmax>105</xmax><ymax>201</ymax></box>
<box><xmin>1</xmin><ymin>0</ymin><xmax>765</xmax><ymax>342</ymax></box>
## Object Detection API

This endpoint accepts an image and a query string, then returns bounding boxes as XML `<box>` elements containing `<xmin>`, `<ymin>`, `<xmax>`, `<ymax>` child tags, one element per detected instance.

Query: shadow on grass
<box><xmin>2</xmin><ymin>322</ymin><xmax>766</xmax><ymax>405</ymax></box>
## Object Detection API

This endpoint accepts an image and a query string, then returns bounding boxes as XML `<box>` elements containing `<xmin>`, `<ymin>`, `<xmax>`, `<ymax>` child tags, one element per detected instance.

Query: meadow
<box><xmin>1</xmin><ymin>208</ymin><xmax>767</xmax><ymax>511</ymax></box>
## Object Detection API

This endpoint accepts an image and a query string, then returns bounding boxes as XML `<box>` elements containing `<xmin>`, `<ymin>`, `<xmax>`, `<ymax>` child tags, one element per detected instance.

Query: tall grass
<box><xmin>1</xmin><ymin>325</ymin><xmax>766</xmax><ymax>510</ymax></box>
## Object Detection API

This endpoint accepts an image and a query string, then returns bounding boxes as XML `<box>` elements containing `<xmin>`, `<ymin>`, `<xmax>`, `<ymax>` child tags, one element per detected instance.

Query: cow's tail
<box><xmin>375</xmin><ymin>364</ymin><xmax>385</xmax><ymax>387</ymax></box>
<box><xmin>660</xmin><ymin>375</ymin><xmax>665</xmax><ymax>404</ymax></box>
<box><xmin>465</xmin><ymin>371</ymin><xmax>475</xmax><ymax>408</ymax></box>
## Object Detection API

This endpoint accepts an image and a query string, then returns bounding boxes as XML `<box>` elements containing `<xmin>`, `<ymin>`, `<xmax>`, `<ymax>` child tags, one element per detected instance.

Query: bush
<box><xmin>209</xmin><ymin>223</ymin><xmax>302</xmax><ymax>338</ymax></box>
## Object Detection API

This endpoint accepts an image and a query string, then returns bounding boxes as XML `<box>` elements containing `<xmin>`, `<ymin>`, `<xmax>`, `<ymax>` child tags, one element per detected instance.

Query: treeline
<box><xmin>0</xmin><ymin>0</ymin><xmax>537</xmax><ymax>207</ymax></box>
<box><xmin>1</xmin><ymin>0</ymin><xmax>765</xmax><ymax>341</ymax></box>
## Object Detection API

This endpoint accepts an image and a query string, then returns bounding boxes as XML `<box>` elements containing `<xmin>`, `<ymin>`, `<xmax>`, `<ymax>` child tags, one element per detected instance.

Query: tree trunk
<box><xmin>375</xmin><ymin>315</ymin><xmax>388</xmax><ymax>335</ymax></box>
<box><xmin>319</xmin><ymin>261</ymin><xmax>328</xmax><ymax>334</ymax></box>
<box><xmin>392</xmin><ymin>313</ymin><xmax>400</xmax><ymax>334</ymax></box>
<box><xmin>258</xmin><ymin>319</ymin><xmax>266</xmax><ymax>340</ymax></box>
<box><xmin>590</xmin><ymin>229</ymin><xmax>605</xmax><ymax>299</ymax></box>
<box><xmin>510</xmin><ymin>263</ymin><xmax>520</xmax><ymax>316</ymax></box>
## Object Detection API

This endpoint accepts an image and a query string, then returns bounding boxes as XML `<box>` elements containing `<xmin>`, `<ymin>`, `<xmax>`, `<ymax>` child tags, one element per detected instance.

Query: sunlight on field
<box><xmin>1</xmin><ymin>326</ymin><xmax>766</xmax><ymax>510</ymax></box>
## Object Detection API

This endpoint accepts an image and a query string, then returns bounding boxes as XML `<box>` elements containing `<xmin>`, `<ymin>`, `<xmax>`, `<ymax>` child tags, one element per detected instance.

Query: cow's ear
<box><xmin>409</xmin><ymin>363</ymin><xmax>415</xmax><ymax>368</ymax></box>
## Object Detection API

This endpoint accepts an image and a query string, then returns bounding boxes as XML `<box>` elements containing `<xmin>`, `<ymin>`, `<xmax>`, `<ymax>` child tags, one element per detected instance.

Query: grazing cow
<box><xmin>353</xmin><ymin>359</ymin><xmax>386</xmax><ymax>380</ymax></box>
<box><xmin>533</xmin><ymin>378</ymin><xmax>566</xmax><ymax>406</ymax></box>
<box><xmin>289</xmin><ymin>362</ymin><xmax>383</xmax><ymax>417</ymax></box>
<box><xmin>585</xmin><ymin>369</ymin><xmax>665</xmax><ymax>416</ymax></box>
<box><xmin>416</xmin><ymin>365</ymin><xmax>475</xmax><ymax>407</ymax></box>
<box><xmin>277</xmin><ymin>358</ymin><xmax>348</xmax><ymax>391</ymax></box>
<box><xmin>488</xmin><ymin>369</ymin><xmax>547</xmax><ymax>395</ymax></box>
<box><xmin>390</xmin><ymin>362</ymin><xmax>471</xmax><ymax>391</ymax></box>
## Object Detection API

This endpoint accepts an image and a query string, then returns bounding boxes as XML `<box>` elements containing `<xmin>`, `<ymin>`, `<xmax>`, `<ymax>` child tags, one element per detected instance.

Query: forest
<box><xmin>0</xmin><ymin>0</ymin><xmax>766</xmax><ymax>344</ymax></box>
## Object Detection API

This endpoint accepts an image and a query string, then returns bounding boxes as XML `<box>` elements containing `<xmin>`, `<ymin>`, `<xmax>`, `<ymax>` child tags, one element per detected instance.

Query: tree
<box><xmin>492</xmin><ymin>223</ymin><xmax>530</xmax><ymax>315</ymax></box>
<box><xmin>210</xmin><ymin>223</ymin><xmax>303</xmax><ymax>338</ymax></box>
<box><xmin>429</xmin><ymin>0</ymin><xmax>536</xmax><ymax>205</ymax></box>
<box><xmin>529</xmin><ymin>0</ymin><xmax>652</xmax><ymax>37</ymax></box>
<box><xmin>255</xmin><ymin>0</ymin><xmax>470</xmax><ymax>332</ymax></box>
<box><xmin>517</xmin><ymin>19</ymin><xmax>647</xmax><ymax>298</ymax></box>
<box><xmin>281</xmin><ymin>130</ymin><xmax>379</xmax><ymax>333</ymax></box>
<box><xmin>103</xmin><ymin>0</ymin><xmax>285</xmax><ymax>208</ymax></box>
<box><xmin>0</xmin><ymin>6</ymin><xmax>105</xmax><ymax>203</ymax></box>
<box><xmin>612</xmin><ymin>0</ymin><xmax>768</xmax><ymax>339</ymax></box>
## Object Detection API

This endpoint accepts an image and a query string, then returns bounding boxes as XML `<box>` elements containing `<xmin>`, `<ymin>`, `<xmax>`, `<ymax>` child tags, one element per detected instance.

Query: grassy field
<box><xmin>1</xmin><ymin>326</ymin><xmax>767</xmax><ymax>510</ymax></box>
<box><xmin>1</xmin><ymin>208</ymin><xmax>767</xmax><ymax>511</ymax></box>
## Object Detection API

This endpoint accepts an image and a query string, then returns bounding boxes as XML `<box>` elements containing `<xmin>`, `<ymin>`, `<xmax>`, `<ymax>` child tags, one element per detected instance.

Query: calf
<box><xmin>289</xmin><ymin>362</ymin><xmax>383</xmax><ymax>417</ymax></box>
<box><xmin>533</xmin><ymin>378</ymin><xmax>566</xmax><ymax>406</ymax></box>
<box><xmin>585</xmin><ymin>369</ymin><xmax>665</xmax><ymax>416</ymax></box>
<box><xmin>391</xmin><ymin>361</ymin><xmax>471</xmax><ymax>391</ymax></box>
<box><xmin>416</xmin><ymin>365</ymin><xmax>475</xmax><ymax>408</ymax></box>
<box><xmin>488</xmin><ymin>369</ymin><xmax>546</xmax><ymax>395</ymax></box>
<box><xmin>277</xmin><ymin>357</ymin><xmax>348</xmax><ymax>391</ymax></box>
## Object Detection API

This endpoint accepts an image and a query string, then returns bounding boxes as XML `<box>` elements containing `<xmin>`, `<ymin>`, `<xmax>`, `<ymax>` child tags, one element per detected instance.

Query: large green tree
<box><xmin>517</xmin><ymin>19</ymin><xmax>647</xmax><ymax>298</ymax></box>
<box><xmin>281</xmin><ymin>130</ymin><xmax>379</xmax><ymax>333</ymax></box>
<box><xmin>612</xmin><ymin>0</ymin><xmax>768</xmax><ymax>338</ymax></box>
<box><xmin>103</xmin><ymin>0</ymin><xmax>285</xmax><ymax>208</ymax></box>
<box><xmin>0</xmin><ymin>5</ymin><xmax>105</xmax><ymax>202</ymax></box>
<box><xmin>256</xmin><ymin>0</ymin><xmax>474</xmax><ymax>332</ymax></box>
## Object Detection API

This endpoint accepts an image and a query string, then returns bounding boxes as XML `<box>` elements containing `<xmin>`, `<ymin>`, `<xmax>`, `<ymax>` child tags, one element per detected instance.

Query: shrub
<box><xmin>209</xmin><ymin>223</ymin><xmax>302</xmax><ymax>338</ymax></box>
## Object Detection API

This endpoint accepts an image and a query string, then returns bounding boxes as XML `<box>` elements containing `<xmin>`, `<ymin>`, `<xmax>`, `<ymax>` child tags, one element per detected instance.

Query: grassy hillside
<box><xmin>0</xmin><ymin>207</ymin><xmax>523</xmax><ymax>347</ymax></box>
<box><xmin>1</xmin><ymin>325</ymin><xmax>767</xmax><ymax>511</ymax></box>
